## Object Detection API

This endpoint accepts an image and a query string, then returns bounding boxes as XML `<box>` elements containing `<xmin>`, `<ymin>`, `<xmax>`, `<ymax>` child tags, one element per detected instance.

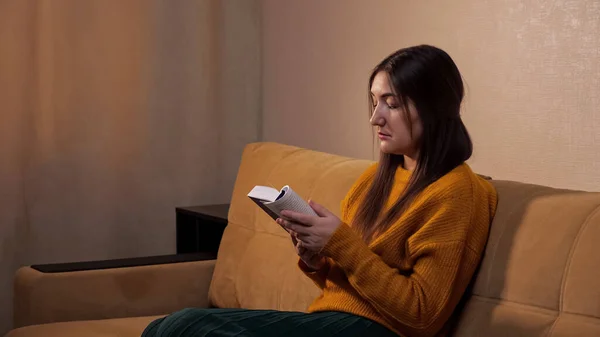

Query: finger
<box><xmin>276</xmin><ymin>218</ymin><xmax>292</xmax><ymax>234</ymax></box>
<box><xmin>298</xmin><ymin>238</ymin><xmax>318</xmax><ymax>251</ymax></box>
<box><xmin>280</xmin><ymin>210</ymin><xmax>315</xmax><ymax>226</ymax></box>
<box><xmin>308</xmin><ymin>200</ymin><xmax>332</xmax><ymax>217</ymax></box>
<box><xmin>276</xmin><ymin>218</ymin><xmax>289</xmax><ymax>227</ymax></box>
<box><xmin>278</xmin><ymin>219</ymin><xmax>311</xmax><ymax>235</ymax></box>
<box><xmin>293</xmin><ymin>231</ymin><xmax>311</xmax><ymax>241</ymax></box>
<box><xmin>296</xmin><ymin>240</ymin><xmax>308</xmax><ymax>254</ymax></box>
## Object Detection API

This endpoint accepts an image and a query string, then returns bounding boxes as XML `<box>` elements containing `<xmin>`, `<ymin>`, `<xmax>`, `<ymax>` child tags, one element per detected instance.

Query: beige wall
<box><xmin>0</xmin><ymin>0</ymin><xmax>260</xmax><ymax>333</ymax></box>
<box><xmin>261</xmin><ymin>0</ymin><xmax>600</xmax><ymax>191</ymax></box>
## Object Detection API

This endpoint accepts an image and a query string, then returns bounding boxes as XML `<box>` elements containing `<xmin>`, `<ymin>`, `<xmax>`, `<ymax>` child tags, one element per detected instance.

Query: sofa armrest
<box><xmin>14</xmin><ymin>253</ymin><xmax>216</xmax><ymax>328</ymax></box>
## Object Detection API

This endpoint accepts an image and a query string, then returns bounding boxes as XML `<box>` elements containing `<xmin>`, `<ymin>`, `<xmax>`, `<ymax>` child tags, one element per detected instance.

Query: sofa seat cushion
<box><xmin>6</xmin><ymin>315</ymin><xmax>163</xmax><ymax>337</ymax></box>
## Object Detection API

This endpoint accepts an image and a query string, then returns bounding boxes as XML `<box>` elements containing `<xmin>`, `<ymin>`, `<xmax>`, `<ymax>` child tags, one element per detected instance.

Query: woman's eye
<box><xmin>386</xmin><ymin>100</ymin><xmax>399</xmax><ymax>109</ymax></box>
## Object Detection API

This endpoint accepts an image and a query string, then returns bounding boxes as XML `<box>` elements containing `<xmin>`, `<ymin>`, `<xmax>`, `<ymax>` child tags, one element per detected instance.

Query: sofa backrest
<box><xmin>454</xmin><ymin>180</ymin><xmax>600</xmax><ymax>336</ymax></box>
<box><xmin>209</xmin><ymin>142</ymin><xmax>600</xmax><ymax>336</ymax></box>
<box><xmin>209</xmin><ymin>142</ymin><xmax>372</xmax><ymax>311</ymax></box>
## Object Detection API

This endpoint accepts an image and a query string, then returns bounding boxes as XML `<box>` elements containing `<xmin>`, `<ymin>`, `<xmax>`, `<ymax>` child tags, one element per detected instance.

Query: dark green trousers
<box><xmin>141</xmin><ymin>308</ymin><xmax>397</xmax><ymax>337</ymax></box>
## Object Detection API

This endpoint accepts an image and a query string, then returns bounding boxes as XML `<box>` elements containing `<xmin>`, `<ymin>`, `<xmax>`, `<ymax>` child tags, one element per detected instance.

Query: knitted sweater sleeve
<box><xmin>297</xmin><ymin>163</ymin><xmax>377</xmax><ymax>288</ymax></box>
<box><xmin>321</xmin><ymin>188</ymin><xmax>491</xmax><ymax>337</ymax></box>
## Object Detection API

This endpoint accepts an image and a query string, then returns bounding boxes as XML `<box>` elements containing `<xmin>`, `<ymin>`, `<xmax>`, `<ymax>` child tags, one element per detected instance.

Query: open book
<box><xmin>247</xmin><ymin>185</ymin><xmax>317</xmax><ymax>220</ymax></box>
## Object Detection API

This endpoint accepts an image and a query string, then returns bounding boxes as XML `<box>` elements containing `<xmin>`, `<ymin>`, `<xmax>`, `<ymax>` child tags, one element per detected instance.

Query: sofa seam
<box><xmin>254</xmin><ymin>147</ymin><xmax>304</xmax><ymax>310</ymax></box>
<box><xmin>472</xmin><ymin>294</ymin><xmax>600</xmax><ymax>322</ymax></box>
<box><xmin>227</xmin><ymin>219</ymin><xmax>289</xmax><ymax>238</ymax></box>
<box><xmin>546</xmin><ymin>314</ymin><xmax>561</xmax><ymax>337</ymax></box>
<box><xmin>557</xmin><ymin>202</ymin><xmax>600</xmax><ymax>313</ymax></box>
<box><xmin>470</xmin><ymin>295</ymin><xmax>559</xmax><ymax>316</ymax></box>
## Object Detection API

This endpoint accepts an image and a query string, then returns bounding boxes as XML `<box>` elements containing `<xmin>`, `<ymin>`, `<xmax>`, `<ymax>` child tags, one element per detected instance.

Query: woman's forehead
<box><xmin>370</xmin><ymin>72</ymin><xmax>395</xmax><ymax>96</ymax></box>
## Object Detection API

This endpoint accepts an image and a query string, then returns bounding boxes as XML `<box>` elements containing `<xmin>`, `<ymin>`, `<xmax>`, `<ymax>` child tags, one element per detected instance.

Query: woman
<box><xmin>142</xmin><ymin>45</ymin><xmax>497</xmax><ymax>337</ymax></box>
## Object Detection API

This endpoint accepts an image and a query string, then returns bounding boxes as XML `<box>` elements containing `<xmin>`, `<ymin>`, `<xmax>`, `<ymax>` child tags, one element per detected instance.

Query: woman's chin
<box><xmin>378</xmin><ymin>142</ymin><xmax>394</xmax><ymax>154</ymax></box>
<box><xmin>379</xmin><ymin>143</ymin><xmax>406</xmax><ymax>156</ymax></box>
<box><xmin>379</xmin><ymin>148</ymin><xmax>398</xmax><ymax>155</ymax></box>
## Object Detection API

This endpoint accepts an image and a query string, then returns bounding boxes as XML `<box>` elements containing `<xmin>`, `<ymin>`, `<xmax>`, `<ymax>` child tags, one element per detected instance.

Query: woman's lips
<box><xmin>378</xmin><ymin>132</ymin><xmax>391</xmax><ymax>139</ymax></box>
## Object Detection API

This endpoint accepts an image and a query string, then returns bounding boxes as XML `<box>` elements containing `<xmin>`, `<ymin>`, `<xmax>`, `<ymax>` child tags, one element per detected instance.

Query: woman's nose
<box><xmin>370</xmin><ymin>108</ymin><xmax>384</xmax><ymax>126</ymax></box>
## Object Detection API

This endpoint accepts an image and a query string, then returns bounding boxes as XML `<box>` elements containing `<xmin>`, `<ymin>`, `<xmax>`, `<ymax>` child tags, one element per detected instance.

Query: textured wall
<box><xmin>0</xmin><ymin>0</ymin><xmax>260</xmax><ymax>333</ymax></box>
<box><xmin>262</xmin><ymin>0</ymin><xmax>600</xmax><ymax>191</ymax></box>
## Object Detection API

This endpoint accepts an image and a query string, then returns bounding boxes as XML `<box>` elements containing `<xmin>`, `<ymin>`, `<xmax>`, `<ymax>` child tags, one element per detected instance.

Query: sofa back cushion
<box><xmin>453</xmin><ymin>180</ymin><xmax>600</xmax><ymax>336</ymax></box>
<box><xmin>209</xmin><ymin>142</ymin><xmax>372</xmax><ymax>311</ymax></box>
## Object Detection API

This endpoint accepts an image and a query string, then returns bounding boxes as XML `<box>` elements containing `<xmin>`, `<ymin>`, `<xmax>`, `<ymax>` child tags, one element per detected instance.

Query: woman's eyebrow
<box><xmin>370</xmin><ymin>92</ymin><xmax>396</xmax><ymax>98</ymax></box>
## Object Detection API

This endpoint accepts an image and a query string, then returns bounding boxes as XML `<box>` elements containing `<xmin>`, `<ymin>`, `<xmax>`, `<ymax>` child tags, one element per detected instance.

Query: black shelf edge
<box><xmin>30</xmin><ymin>252</ymin><xmax>217</xmax><ymax>273</ymax></box>
<box><xmin>175</xmin><ymin>204</ymin><xmax>229</xmax><ymax>224</ymax></box>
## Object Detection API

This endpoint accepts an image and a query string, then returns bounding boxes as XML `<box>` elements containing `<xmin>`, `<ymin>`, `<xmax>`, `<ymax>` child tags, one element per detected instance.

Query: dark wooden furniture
<box><xmin>176</xmin><ymin>204</ymin><xmax>230</xmax><ymax>255</ymax></box>
<box><xmin>29</xmin><ymin>204</ymin><xmax>230</xmax><ymax>273</ymax></box>
<box><xmin>30</xmin><ymin>252</ymin><xmax>216</xmax><ymax>273</ymax></box>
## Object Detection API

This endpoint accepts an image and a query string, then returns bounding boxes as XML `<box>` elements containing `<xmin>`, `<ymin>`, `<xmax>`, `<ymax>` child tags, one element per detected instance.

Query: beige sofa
<box><xmin>6</xmin><ymin>142</ymin><xmax>600</xmax><ymax>337</ymax></box>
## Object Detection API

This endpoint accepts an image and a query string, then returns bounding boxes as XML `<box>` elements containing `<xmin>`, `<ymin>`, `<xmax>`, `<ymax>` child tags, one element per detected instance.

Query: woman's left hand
<box><xmin>277</xmin><ymin>200</ymin><xmax>342</xmax><ymax>252</ymax></box>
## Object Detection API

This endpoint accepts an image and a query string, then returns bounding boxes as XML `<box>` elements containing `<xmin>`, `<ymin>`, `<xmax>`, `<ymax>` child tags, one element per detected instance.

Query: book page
<box><xmin>266</xmin><ymin>186</ymin><xmax>317</xmax><ymax>217</ymax></box>
<box><xmin>247</xmin><ymin>185</ymin><xmax>281</xmax><ymax>202</ymax></box>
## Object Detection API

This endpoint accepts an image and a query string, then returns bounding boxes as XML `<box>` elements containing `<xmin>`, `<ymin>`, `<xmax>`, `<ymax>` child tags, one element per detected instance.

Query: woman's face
<box><xmin>370</xmin><ymin>71</ymin><xmax>423</xmax><ymax>159</ymax></box>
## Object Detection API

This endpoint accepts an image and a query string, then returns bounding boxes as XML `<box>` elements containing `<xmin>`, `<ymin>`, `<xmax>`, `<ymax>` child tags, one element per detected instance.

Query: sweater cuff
<box><xmin>298</xmin><ymin>258</ymin><xmax>324</xmax><ymax>273</ymax></box>
<box><xmin>297</xmin><ymin>258</ymin><xmax>330</xmax><ymax>289</ymax></box>
<box><xmin>321</xmin><ymin>222</ymin><xmax>374</xmax><ymax>267</ymax></box>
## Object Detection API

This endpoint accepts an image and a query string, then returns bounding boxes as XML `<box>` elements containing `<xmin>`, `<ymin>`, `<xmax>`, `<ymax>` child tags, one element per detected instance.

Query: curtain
<box><xmin>0</xmin><ymin>0</ymin><xmax>261</xmax><ymax>333</ymax></box>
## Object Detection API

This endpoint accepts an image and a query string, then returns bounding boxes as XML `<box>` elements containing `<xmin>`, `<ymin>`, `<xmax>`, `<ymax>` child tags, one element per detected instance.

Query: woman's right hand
<box><xmin>290</xmin><ymin>230</ymin><xmax>326</xmax><ymax>271</ymax></box>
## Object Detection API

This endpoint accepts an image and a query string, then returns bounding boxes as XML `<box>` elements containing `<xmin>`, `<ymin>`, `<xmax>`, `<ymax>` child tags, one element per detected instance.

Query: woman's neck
<box><xmin>402</xmin><ymin>155</ymin><xmax>418</xmax><ymax>171</ymax></box>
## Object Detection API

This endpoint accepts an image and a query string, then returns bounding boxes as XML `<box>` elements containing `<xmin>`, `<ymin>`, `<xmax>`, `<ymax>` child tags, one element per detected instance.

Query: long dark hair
<box><xmin>352</xmin><ymin>45</ymin><xmax>473</xmax><ymax>242</ymax></box>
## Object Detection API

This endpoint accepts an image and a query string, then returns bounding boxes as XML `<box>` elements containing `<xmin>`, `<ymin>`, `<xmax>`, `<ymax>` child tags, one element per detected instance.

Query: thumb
<box><xmin>308</xmin><ymin>200</ymin><xmax>331</xmax><ymax>217</ymax></box>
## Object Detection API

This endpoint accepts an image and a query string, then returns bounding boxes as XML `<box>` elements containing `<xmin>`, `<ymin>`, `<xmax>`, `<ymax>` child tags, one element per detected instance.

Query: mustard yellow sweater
<box><xmin>299</xmin><ymin>163</ymin><xmax>497</xmax><ymax>337</ymax></box>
